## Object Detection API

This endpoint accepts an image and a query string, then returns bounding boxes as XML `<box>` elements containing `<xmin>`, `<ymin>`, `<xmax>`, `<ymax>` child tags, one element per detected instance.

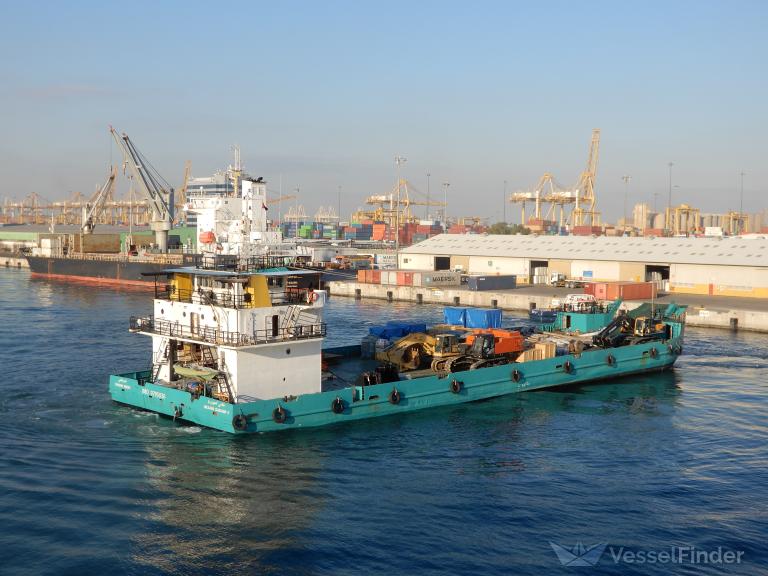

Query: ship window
<box><xmin>160</xmin><ymin>309</ymin><xmax>164</xmax><ymax>315</ymax></box>
<box><xmin>286</xmin><ymin>348</ymin><xmax>291</xmax><ymax>355</ymax></box>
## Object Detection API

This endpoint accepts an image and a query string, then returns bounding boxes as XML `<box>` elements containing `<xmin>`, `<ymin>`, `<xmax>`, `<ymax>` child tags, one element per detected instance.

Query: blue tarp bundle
<box><xmin>443</xmin><ymin>307</ymin><xmax>467</xmax><ymax>326</ymax></box>
<box><xmin>466</xmin><ymin>308</ymin><xmax>502</xmax><ymax>329</ymax></box>
<box><xmin>444</xmin><ymin>306</ymin><xmax>502</xmax><ymax>328</ymax></box>
<box><xmin>369</xmin><ymin>321</ymin><xmax>427</xmax><ymax>340</ymax></box>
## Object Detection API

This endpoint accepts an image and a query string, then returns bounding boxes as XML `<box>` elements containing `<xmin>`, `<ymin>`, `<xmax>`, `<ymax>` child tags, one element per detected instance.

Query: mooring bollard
<box><xmin>387</xmin><ymin>291</ymin><xmax>393</xmax><ymax>302</ymax></box>
<box><xmin>491</xmin><ymin>299</ymin><xmax>498</xmax><ymax>308</ymax></box>
<box><xmin>453</xmin><ymin>296</ymin><xmax>460</xmax><ymax>305</ymax></box>
<box><xmin>355</xmin><ymin>288</ymin><xmax>361</xmax><ymax>300</ymax></box>
<box><xmin>529</xmin><ymin>301</ymin><xmax>537</xmax><ymax>311</ymax></box>
<box><xmin>416</xmin><ymin>293</ymin><xmax>423</xmax><ymax>304</ymax></box>
<box><xmin>730</xmin><ymin>317</ymin><xmax>738</xmax><ymax>332</ymax></box>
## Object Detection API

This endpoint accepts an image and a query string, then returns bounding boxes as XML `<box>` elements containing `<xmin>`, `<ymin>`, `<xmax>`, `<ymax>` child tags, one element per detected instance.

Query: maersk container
<box><xmin>421</xmin><ymin>271</ymin><xmax>461</xmax><ymax>287</ymax></box>
<box><xmin>467</xmin><ymin>274</ymin><xmax>517</xmax><ymax>291</ymax></box>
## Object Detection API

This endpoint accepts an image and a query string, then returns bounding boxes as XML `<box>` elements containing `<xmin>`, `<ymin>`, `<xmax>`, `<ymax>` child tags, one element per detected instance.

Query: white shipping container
<box><xmin>412</xmin><ymin>272</ymin><xmax>422</xmax><ymax>287</ymax></box>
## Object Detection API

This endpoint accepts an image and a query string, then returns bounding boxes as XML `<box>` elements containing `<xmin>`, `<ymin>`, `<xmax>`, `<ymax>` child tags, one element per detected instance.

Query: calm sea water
<box><xmin>0</xmin><ymin>268</ymin><xmax>766</xmax><ymax>575</ymax></box>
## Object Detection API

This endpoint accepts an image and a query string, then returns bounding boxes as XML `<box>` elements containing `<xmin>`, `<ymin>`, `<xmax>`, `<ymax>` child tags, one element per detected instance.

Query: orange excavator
<box><xmin>444</xmin><ymin>329</ymin><xmax>525</xmax><ymax>372</ymax></box>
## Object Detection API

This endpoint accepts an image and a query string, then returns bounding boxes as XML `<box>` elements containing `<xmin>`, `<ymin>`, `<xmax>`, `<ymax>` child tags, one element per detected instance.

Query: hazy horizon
<box><xmin>1</xmin><ymin>1</ymin><xmax>766</xmax><ymax>224</ymax></box>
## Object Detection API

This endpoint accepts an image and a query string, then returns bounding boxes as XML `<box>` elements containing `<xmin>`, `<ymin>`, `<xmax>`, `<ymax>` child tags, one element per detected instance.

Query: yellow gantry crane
<box><xmin>363</xmin><ymin>179</ymin><xmax>446</xmax><ymax>230</ymax></box>
<box><xmin>509</xmin><ymin>129</ymin><xmax>601</xmax><ymax>228</ymax></box>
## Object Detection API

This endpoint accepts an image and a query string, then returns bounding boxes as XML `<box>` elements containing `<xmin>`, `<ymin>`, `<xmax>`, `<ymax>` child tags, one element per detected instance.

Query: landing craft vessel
<box><xmin>109</xmin><ymin>255</ymin><xmax>687</xmax><ymax>434</ymax></box>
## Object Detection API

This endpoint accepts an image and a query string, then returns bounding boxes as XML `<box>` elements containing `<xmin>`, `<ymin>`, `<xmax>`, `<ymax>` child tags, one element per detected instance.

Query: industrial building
<box><xmin>398</xmin><ymin>234</ymin><xmax>768</xmax><ymax>299</ymax></box>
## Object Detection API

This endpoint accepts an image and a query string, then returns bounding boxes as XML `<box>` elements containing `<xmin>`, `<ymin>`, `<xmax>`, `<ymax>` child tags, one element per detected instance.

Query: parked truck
<box><xmin>550</xmin><ymin>272</ymin><xmax>585</xmax><ymax>289</ymax></box>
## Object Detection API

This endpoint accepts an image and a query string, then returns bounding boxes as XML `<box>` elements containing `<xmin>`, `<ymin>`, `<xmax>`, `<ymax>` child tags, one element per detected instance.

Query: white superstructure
<box><xmin>133</xmin><ymin>262</ymin><xmax>327</xmax><ymax>402</ymax></box>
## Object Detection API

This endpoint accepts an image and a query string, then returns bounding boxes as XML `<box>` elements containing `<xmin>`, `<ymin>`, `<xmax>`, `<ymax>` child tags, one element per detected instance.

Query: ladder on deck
<box><xmin>280</xmin><ymin>305</ymin><xmax>318</xmax><ymax>335</ymax></box>
<box><xmin>151</xmin><ymin>338</ymin><xmax>170</xmax><ymax>382</ymax></box>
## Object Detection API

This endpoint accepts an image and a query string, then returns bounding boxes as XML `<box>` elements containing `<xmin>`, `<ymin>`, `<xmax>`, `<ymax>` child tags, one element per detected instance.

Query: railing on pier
<box><xmin>129</xmin><ymin>316</ymin><xmax>326</xmax><ymax>346</ymax></box>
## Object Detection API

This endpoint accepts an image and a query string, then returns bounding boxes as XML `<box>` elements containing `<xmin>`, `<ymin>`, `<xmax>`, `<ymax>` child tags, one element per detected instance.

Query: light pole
<box><xmin>442</xmin><ymin>182</ymin><xmax>450</xmax><ymax>230</ymax></box>
<box><xmin>294</xmin><ymin>186</ymin><xmax>300</xmax><ymax>240</ymax></box>
<box><xmin>622</xmin><ymin>175</ymin><xmax>631</xmax><ymax>233</ymax></box>
<box><xmin>426</xmin><ymin>172</ymin><xmax>431</xmax><ymax>220</ymax></box>
<box><xmin>667</xmin><ymin>162</ymin><xmax>674</xmax><ymax>232</ymax></box>
<box><xmin>740</xmin><ymin>171</ymin><xmax>746</xmax><ymax>234</ymax></box>
<box><xmin>337</xmin><ymin>185</ymin><xmax>342</xmax><ymax>223</ymax></box>
<box><xmin>503</xmin><ymin>180</ymin><xmax>508</xmax><ymax>224</ymax></box>
<box><xmin>395</xmin><ymin>155</ymin><xmax>406</xmax><ymax>254</ymax></box>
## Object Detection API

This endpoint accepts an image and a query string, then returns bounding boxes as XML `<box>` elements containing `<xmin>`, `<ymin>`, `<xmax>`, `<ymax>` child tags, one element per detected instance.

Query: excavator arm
<box><xmin>375</xmin><ymin>333</ymin><xmax>436</xmax><ymax>371</ymax></box>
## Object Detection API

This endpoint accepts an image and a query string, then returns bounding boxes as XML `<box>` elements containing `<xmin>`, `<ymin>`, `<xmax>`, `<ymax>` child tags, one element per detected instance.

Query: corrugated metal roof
<box><xmin>401</xmin><ymin>234</ymin><xmax>768</xmax><ymax>267</ymax></box>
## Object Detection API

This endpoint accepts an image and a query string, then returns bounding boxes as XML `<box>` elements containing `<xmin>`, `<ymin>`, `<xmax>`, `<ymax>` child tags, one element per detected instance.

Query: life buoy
<box><xmin>606</xmin><ymin>354</ymin><xmax>616</xmax><ymax>366</ymax></box>
<box><xmin>232</xmin><ymin>414</ymin><xmax>248</xmax><ymax>431</ymax></box>
<box><xmin>389</xmin><ymin>389</ymin><xmax>401</xmax><ymax>405</ymax></box>
<box><xmin>649</xmin><ymin>347</ymin><xmax>658</xmax><ymax>359</ymax></box>
<box><xmin>272</xmin><ymin>406</ymin><xmax>287</xmax><ymax>423</ymax></box>
<box><xmin>331</xmin><ymin>397</ymin><xmax>345</xmax><ymax>414</ymax></box>
<box><xmin>563</xmin><ymin>360</ymin><xmax>573</xmax><ymax>373</ymax></box>
<box><xmin>511</xmin><ymin>369</ymin><xmax>522</xmax><ymax>383</ymax></box>
<box><xmin>450</xmin><ymin>380</ymin><xmax>463</xmax><ymax>394</ymax></box>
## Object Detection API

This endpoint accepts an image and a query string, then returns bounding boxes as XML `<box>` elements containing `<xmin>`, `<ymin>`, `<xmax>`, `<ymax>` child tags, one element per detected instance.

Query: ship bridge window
<box><xmin>197</xmin><ymin>276</ymin><xmax>217</xmax><ymax>289</ymax></box>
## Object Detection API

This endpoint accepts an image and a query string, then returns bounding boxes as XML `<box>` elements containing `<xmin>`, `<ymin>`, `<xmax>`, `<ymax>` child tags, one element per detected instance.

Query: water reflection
<box><xmin>131</xmin><ymin>430</ymin><xmax>327</xmax><ymax>574</ymax></box>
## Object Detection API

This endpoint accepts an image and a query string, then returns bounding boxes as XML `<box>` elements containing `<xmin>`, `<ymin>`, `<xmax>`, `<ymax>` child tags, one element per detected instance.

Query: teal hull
<box><xmin>109</xmin><ymin>337</ymin><xmax>683</xmax><ymax>434</ymax></box>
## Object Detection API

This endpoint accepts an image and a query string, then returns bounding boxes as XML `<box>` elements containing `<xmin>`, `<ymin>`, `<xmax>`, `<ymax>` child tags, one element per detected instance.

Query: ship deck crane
<box><xmin>110</xmin><ymin>126</ymin><xmax>174</xmax><ymax>251</ymax></box>
<box><xmin>81</xmin><ymin>167</ymin><xmax>118</xmax><ymax>234</ymax></box>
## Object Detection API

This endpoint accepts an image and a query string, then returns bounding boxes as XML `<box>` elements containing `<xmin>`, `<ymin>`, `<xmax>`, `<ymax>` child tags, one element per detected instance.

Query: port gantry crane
<box><xmin>361</xmin><ymin>179</ymin><xmax>446</xmax><ymax>230</ymax></box>
<box><xmin>110</xmin><ymin>126</ymin><xmax>174</xmax><ymax>252</ymax></box>
<box><xmin>509</xmin><ymin>129</ymin><xmax>601</xmax><ymax>229</ymax></box>
<box><xmin>81</xmin><ymin>167</ymin><xmax>118</xmax><ymax>234</ymax></box>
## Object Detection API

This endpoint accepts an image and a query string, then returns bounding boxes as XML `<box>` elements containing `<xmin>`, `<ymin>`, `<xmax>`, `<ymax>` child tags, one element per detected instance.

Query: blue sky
<box><xmin>1</xmin><ymin>0</ymin><xmax>765</xmax><ymax>223</ymax></box>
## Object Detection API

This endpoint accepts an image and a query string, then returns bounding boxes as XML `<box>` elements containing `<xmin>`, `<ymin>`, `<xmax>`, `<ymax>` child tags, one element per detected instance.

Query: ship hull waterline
<box><xmin>109</xmin><ymin>338</ymin><xmax>683</xmax><ymax>434</ymax></box>
<box><xmin>26</xmin><ymin>255</ymin><xmax>169</xmax><ymax>287</ymax></box>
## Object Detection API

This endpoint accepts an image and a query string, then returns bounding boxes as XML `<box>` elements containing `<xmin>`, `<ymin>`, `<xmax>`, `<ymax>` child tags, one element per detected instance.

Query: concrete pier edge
<box><xmin>328</xmin><ymin>281</ymin><xmax>768</xmax><ymax>334</ymax></box>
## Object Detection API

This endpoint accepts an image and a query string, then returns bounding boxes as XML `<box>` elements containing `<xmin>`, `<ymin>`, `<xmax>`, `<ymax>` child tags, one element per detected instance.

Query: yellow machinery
<box><xmin>376</xmin><ymin>333</ymin><xmax>463</xmax><ymax>372</ymax></box>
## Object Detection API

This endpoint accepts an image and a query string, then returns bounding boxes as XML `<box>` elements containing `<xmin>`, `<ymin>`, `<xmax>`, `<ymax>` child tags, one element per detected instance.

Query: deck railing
<box><xmin>155</xmin><ymin>286</ymin><xmax>315</xmax><ymax>308</ymax></box>
<box><xmin>130</xmin><ymin>315</ymin><xmax>326</xmax><ymax>346</ymax></box>
<box><xmin>181</xmin><ymin>253</ymin><xmax>301</xmax><ymax>271</ymax></box>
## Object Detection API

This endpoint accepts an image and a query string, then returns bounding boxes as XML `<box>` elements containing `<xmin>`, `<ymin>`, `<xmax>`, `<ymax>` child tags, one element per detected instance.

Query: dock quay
<box><xmin>1</xmin><ymin>253</ymin><xmax>28</xmax><ymax>268</ymax></box>
<box><xmin>327</xmin><ymin>280</ymin><xmax>768</xmax><ymax>334</ymax></box>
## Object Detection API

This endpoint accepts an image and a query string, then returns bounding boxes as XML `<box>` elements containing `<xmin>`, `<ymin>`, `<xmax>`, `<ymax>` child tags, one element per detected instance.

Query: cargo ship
<box><xmin>109</xmin><ymin>255</ymin><xmax>687</xmax><ymax>434</ymax></box>
<box><xmin>26</xmin><ymin>128</ymin><xmax>296</xmax><ymax>286</ymax></box>
<box><xmin>26</xmin><ymin>252</ymin><xmax>183</xmax><ymax>287</ymax></box>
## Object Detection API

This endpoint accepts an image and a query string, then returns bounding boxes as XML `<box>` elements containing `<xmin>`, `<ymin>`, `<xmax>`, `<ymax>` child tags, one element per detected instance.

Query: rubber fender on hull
<box><xmin>232</xmin><ymin>414</ymin><xmax>248</xmax><ymax>431</ymax></box>
<box><xmin>606</xmin><ymin>354</ymin><xmax>616</xmax><ymax>366</ymax></box>
<box><xmin>563</xmin><ymin>360</ymin><xmax>573</xmax><ymax>373</ymax></box>
<box><xmin>272</xmin><ymin>406</ymin><xmax>287</xmax><ymax>423</ymax></box>
<box><xmin>450</xmin><ymin>380</ymin><xmax>463</xmax><ymax>394</ymax></box>
<box><xmin>331</xmin><ymin>397</ymin><xmax>345</xmax><ymax>414</ymax></box>
<box><xmin>389</xmin><ymin>389</ymin><xmax>401</xmax><ymax>405</ymax></box>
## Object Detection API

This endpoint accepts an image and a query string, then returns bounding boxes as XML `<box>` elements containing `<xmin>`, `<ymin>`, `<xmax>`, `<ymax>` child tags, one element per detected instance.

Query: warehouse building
<box><xmin>398</xmin><ymin>234</ymin><xmax>768</xmax><ymax>299</ymax></box>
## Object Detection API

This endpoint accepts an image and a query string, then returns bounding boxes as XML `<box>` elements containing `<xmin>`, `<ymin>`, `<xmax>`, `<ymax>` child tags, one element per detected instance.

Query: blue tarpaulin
<box><xmin>443</xmin><ymin>307</ymin><xmax>467</xmax><ymax>326</ymax></box>
<box><xmin>465</xmin><ymin>308</ymin><xmax>503</xmax><ymax>329</ymax></box>
<box><xmin>369</xmin><ymin>321</ymin><xmax>427</xmax><ymax>340</ymax></box>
